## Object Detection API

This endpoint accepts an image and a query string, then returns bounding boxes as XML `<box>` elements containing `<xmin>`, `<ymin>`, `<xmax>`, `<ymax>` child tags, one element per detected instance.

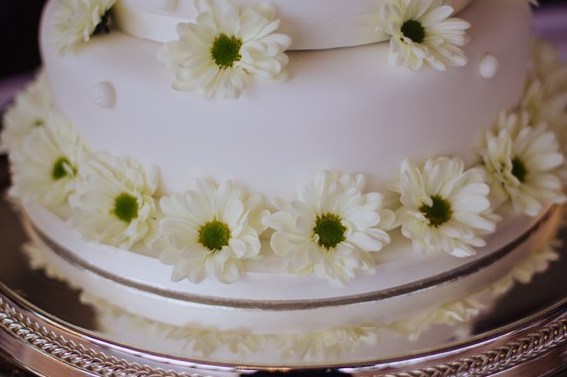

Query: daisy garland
<box><xmin>158</xmin><ymin>179</ymin><xmax>267</xmax><ymax>283</ymax></box>
<box><xmin>392</xmin><ymin>157</ymin><xmax>499</xmax><ymax>257</ymax></box>
<box><xmin>520</xmin><ymin>79</ymin><xmax>567</xmax><ymax>156</ymax></box>
<box><xmin>51</xmin><ymin>0</ymin><xmax>116</xmax><ymax>54</ymax></box>
<box><xmin>521</xmin><ymin>41</ymin><xmax>567</xmax><ymax>161</ymax></box>
<box><xmin>8</xmin><ymin>110</ymin><xmax>89</xmax><ymax>212</ymax></box>
<box><xmin>530</xmin><ymin>40</ymin><xmax>567</xmax><ymax>96</ymax></box>
<box><xmin>479</xmin><ymin>111</ymin><xmax>566</xmax><ymax>216</ymax></box>
<box><xmin>377</xmin><ymin>0</ymin><xmax>470</xmax><ymax>71</ymax></box>
<box><xmin>68</xmin><ymin>153</ymin><xmax>159</xmax><ymax>250</ymax></box>
<box><xmin>265</xmin><ymin>171</ymin><xmax>395</xmax><ymax>286</ymax></box>
<box><xmin>0</xmin><ymin>72</ymin><xmax>53</xmax><ymax>154</ymax></box>
<box><xmin>157</xmin><ymin>0</ymin><xmax>291</xmax><ymax>99</ymax></box>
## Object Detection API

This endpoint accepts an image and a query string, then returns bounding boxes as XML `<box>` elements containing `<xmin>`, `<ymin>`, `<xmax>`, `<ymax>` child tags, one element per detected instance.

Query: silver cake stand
<box><xmin>0</xmin><ymin>162</ymin><xmax>566</xmax><ymax>377</ymax></box>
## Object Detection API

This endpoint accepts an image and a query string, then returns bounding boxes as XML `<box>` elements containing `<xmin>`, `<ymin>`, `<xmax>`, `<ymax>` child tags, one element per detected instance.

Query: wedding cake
<box><xmin>2</xmin><ymin>0</ymin><xmax>567</xmax><ymax>366</ymax></box>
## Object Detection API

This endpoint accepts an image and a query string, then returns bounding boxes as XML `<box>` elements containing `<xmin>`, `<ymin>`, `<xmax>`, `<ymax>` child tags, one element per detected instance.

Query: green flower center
<box><xmin>113</xmin><ymin>193</ymin><xmax>139</xmax><ymax>223</ymax></box>
<box><xmin>419</xmin><ymin>195</ymin><xmax>453</xmax><ymax>228</ymax></box>
<box><xmin>401</xmin><ymin>19</ymin><xmax>426</xmax><ymax>43</ymax></box>
<box><xmin>511</xmin><ymin>157</ymin><xmax>528</xmax><ymax>183</ymax></box>
<box><xmin>93</xmin><ymin>9</ymin><xmax>112</xmax><ymax>36</ymax></box>
<box><xmin>313</xmin><ymin>213</ymin><xmax>347</xmax><ymax>250</ymax></box>
<box><xmin>211</xmin><ymin>34</ymin><xmax>243</xmax><ymax>69</ymax></box>
<box><xmin>34</xmin><ymin>118</ymin><xmax>44</xmax><ymax>127</ymax></box>
<box><xmin>199</xmin><ymin>220</ymin><xmax>231</xmax><ymax>252</ymax></box>
<box><xmin>51</xmin><ymin>157</ymin><xmax>74</xmax><ymax>180</ymax></box>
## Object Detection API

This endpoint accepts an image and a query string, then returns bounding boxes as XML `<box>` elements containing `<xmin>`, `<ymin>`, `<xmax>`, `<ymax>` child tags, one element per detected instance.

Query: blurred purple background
<box><xmin>0</xmin><ymin>1</ymin><xmax>46</xmax><ymax>78</ymax></box>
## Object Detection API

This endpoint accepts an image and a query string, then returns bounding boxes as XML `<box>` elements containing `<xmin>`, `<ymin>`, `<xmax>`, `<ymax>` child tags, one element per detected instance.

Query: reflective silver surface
<box><xmin>0</xmin><ymin>270</ymin><xmax>565</xmax><ymax>376</ymax></box>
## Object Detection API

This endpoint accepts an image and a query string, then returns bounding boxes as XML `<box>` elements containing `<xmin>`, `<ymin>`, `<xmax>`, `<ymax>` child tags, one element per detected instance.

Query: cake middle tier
<box><xmin>40</xmin><ymin>0</ymin><xmax>531</xmax><ymax>198</ymax></box>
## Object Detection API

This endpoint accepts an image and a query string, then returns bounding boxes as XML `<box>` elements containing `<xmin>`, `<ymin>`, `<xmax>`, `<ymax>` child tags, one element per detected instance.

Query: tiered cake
<box><xmin>2</xmin><ymin>0</ymin><xmax>567</xmax><ymax>365</ymax></box>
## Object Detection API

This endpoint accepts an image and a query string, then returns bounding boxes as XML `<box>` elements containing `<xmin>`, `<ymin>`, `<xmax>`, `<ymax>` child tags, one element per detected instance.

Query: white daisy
<box><xmin>377</xmin><ymin>0</ymin><xmax>470</xmax><ymax>71</ymax></box>
<box><xmin>264</xmin><ymin>171</ymin><xmax>395</xmax><ymax>286</ymax></box>
<box><xmin>531</xmin><ymin>40</ymin><xmax>567</xmax><ymax>96</ymax></box>
<box><xmin>68</xmin><ymin>153</ymin><xmax>159</xmax><ymax>250</ymax></box>
<box><xmin>392</xmin><ymin>157</ymin><xmax>499</xmax><ymax>257</ymax></box>
<box><xmin>480</xmin><ymin>111</ymin><xmax>566</xmax><ymax>216</ymax></box>
<box><xmin>51</xmin><ymin>0</ymin><xmax>116</xmax><ymax>54</ymax></box>
<box><xmin>1</xmin><ymin>72</ymin><xmax>53</xmax><ymax>154</ymax></box>
<box><xmin>158</xmin><ymin>179</ymin><xmax>267</xmax><ymax>283</ymax></box>
<box><xmin>521</xmin><ymin>79</ymin><xmax>567</xmax><ymax>151</ymax></box>
<box><xmin>522</xmin><ymin>41</ymin><xmax>567</xmax><ymax>158</ymax></box>
<box><xmin>157</xmin><ymin>0</ymin><xmax>291</xmax><ymax>99</ymax></box>
<box><xmin>8</xmin><ymin>110</ymin><xmax>88</xmax><ymax>212</ymax></box>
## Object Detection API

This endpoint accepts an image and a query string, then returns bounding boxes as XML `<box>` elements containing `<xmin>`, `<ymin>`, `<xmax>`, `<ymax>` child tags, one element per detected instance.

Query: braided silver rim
<box><xmin>0</xmin><ymin>285</ymin><xmax>566</xmax><ymax>377</ymax></box>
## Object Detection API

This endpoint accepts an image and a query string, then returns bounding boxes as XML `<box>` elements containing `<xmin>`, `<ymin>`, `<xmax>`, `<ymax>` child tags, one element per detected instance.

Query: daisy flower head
<box><xmin>158</xmin><ymin>179</ymin><xmax>267</xmax><ymax>284</ymax></box>
<box><xmin>392</xmin><ymin>157</ymin><xmax>499</xmax><ymax>258</ymax></box>
<box><xmin>264</xmin><ymin>171</ymin><xmax>395</xmax><ymax>286</ymax></box>
<box><xmin>520</xmin><ymin>78</ymin><xmax>567</xmax><ymax>152</ymax></box>
<box><xmin>51</xmin><ymin>0</ymin><xmax>116</xmax><ymax>54</ymax></box>
<box><xmin>480</xmin><ymin>111</ymin><xmax>566</xmax><ymax>216</ymax></box>
<box><xmin>1</xmin><ymin>72</ymin><xmax>53</xmax><ymax>154</ymax></box>
<box><xmin>522</xmin><ymin>41</ymin><xmax>567</xmax><ymax>154</ymax></box>
<box><xmin>157</xmin><ymin>0</ymin><xmax>291</xmax><ymax>100</ymax></box>
<box><xmin>377</xmin><ymin>0</ymin><xmax>470</xmax><ymax>71</ymax></box>
<box><xmin>8</xmin><ymin>110</ymin><xmax>88</xmax><ymax>212</ymax></box>
<box><xmin>530</xmin><ymin>40</ymin><xmax>567</xmax><ymax>95</ymax></box>
<box><xmin>68</xmin><ymin>152</ymin><xmax>159</xmax><ymax>250</ymax></box>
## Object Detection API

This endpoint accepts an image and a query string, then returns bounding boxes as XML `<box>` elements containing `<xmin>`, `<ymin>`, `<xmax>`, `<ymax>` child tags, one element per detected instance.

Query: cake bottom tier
<box><xmin>18</xmin><ymin>206</ymin><xmax>564</xmax><ymax>366</ymax></box>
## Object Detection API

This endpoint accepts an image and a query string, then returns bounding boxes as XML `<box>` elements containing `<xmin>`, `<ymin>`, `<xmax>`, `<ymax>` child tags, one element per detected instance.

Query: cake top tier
<box><xmin>114</xmin><ymin>0</ymin><xmax>474</xmax><ymax>49</ymax></box>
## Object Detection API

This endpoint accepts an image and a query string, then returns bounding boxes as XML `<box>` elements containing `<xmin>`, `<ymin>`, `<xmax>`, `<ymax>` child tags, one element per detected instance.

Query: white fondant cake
<box><xmin>2</xmin><ymin>0</ymin><xmax>567</xmax><ymax>366</ymax></box>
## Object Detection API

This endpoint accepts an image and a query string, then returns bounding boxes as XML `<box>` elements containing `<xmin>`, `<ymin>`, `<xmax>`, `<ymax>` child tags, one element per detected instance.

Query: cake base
<box><xmin>1</xmin><ymin>192</ymin><xmax>566</xmax><ymax>375</ymax></box>
<box><xmin>17</xmin><ymin>203</ymin><xmax>564</xmax><ymax>365</ymax></box>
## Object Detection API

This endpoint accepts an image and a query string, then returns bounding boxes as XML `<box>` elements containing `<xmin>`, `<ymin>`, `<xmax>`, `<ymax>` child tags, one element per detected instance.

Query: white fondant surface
<box><xmin>479</xmin><ymin>54</ymin><xmax>500</xmax><ymax>79</ymax></box>
<box><xmin>92</xmin><ymin>81</ymin><xmax>116</xmax><ymax>108</ymax></box>
<box><xmin>41</xmin><ymin>0</ymin><xmax>532</xmax><ymax>199</ymax></box>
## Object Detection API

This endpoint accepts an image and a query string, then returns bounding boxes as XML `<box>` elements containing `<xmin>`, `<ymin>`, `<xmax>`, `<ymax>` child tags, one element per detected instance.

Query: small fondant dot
<box><xmin>479</xmin><ymin>54</ymin><xmax>499</xmax><ymax>79</ymax></box>
<box><xmin>92</xmin><ymin>81</ymin><xmax>116</xmax><ymax>108</ymax></box>
<box><xmin>155</xmin><ymin>0</ymin><xmax>178</xmax><ymax>11</ymax></box>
